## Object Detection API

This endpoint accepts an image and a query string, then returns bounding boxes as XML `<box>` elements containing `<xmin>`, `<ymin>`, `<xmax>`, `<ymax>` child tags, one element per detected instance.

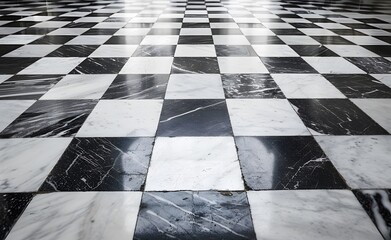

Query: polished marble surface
<box><xmin>1</xmin><ymin>0</ymin><xmax>391</xmax><ymax>239</ymax></box>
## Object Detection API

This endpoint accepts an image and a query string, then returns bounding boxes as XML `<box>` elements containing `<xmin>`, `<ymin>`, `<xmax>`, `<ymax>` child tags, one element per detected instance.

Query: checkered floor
<box><xmin>1</xmin><ymin>0</ymin><xmax>391</xmax><ymax>239</ymax></box>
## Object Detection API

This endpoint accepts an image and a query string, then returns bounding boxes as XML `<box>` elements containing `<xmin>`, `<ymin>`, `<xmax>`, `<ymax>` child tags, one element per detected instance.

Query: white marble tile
<box><xmin>325</xmin><ymin>45</ymin><xmax>379</xmax><ymax>57</ymax></box>
<box><xmin>299</xmin><ymin>28</ymin><xmax>337</xmax><ymax>36</ymax></box>
<box><xmin>240</xmin><ymin>28</ymin><xmax>275</xmax><ymax>36</ymax></box>
<box><xmin>303</xmin><ymin>57</ymin><xmax>366</xmax><ymax>74</ymax></box>
<box><xmin>316</xmin><ymin>136</ymin><xmax>391</xmax><ymax>188</ymax></box>
<box><xmin>65</xmin><ymin>35</ymin><xmax>111</xmax><ymax>45</ymax></box>
<box><xmin>351</xmin><ymin>99</ymin><xmax>391</xmax><ymax>133</ymax></box>
<box><xmin>32</xmin><ymin>21</ymin><xmax>69</xmax><ymax>28</ymax></box>
<box><xmin>212</xmin><ymin>35</ymin><xmax>250</xmax><ymax>45</ymax></box>
<box><xmin>252</xmin><ymin>45</ymin><xmax>299</xmax><ymax>57</ymax></box>
<box><xmin>152</xmin><ymin>22</ymin><xmax>182</xmax><ymax>29</ymax></box>
<box><xmin>174</xmin><ymin>45</ymin><xmax>216</xmax><ymax>57</ymax></box>
<box><xmin>93</xmin><ymin>22</ymin><xmax>127</xmax><ymax>29</ymax></box>
<box><xmin>77</xmin><ymin>100</ymin><xmax>163</xmax><ymax>137</ymax></box>
<box><xmin>40</xmin><ymin>75</ymin><xmax>116</xmax><ymax>100</ymax></box>
<box><xmin>262</xmin><ymin>22</ymin><xmax>295</xmax><ymax>29</ymax></box>
<box><xmin>210</xmin><ymin>22</ymin><xmax>239</xmax><ymax>29</ymax></box>
<box><xmin>0</xmin><ymin>138</ymin><xmax>71</xmax><ymax>192</ymax></box>
<box><xmin>0</xmin><ymin>100</ymin><xmax>35</xmax><ymax>132</ymax></box>
<box><xmin>145</xmin><ymin>137</ymin><xmax>244</xmax><ymax>191</ymax></box>
<box><xmin>165</xmin><ymin>74</ymin><xmax>224</xmax><ymax>99</ymax></box>
<box><xmin>114</xmin><ymin>28</ymin><xmax>150</xmax><ymax>36</ymax></box>
<box><xmin>140</xmin><ymin>35</ymin><xmax>179</xmax><ymax>45</ymax></box>
<box><xmin>226</xmin><ymin>99</ymin><xmax>310</xmax><ymax>136</ymax></box>
<box><xmin>74</xmin><ymin>17</ymin><xmax>107</xmax><ymax>22</ymax></box>
<box><xmin>89</xmin><ymin>45</ymin><xmax>138</xmax><ymax>57</ymax></box>
<box><xmin>218</xmin><ymin>57</ymin><xmax>269</xmax><ymax>73</ymax></box>
<box><xmin>47</xmin><ymin>28</ymin><xmax>88</xmax><ymax>36</ymax></box>
<box><xmin>248</xmin><ymin>190</ymin><xmax>384</xmax><ymax>240</ymax></box>
<box><xmin>371</xmin><ymin>74</ymin><xmax>391</xmax><ymax>88</ymax></box>
<box><xmin>4</xmin><ymin>45</ymin><xmax>60</xmax><ymax>57</ymax></box>
<box><xmin>0</xmin><ymin>27</ymin><xmax>25</xmax><ymax>35</ymax></box>
<box><xmin>271</xmin><ymin>74</ymin><xmax>346</xmax><ymax>98</ymax></box>
<box><xmin>342</xmin><ymin>36</ymin><xmax>389</xmax><ymax>45</ymax></box>
<box><xmin>19</xmin><ymin>16</ymin><xmax>55</xmax><ymax>21</ymax></box>
<box><xmin>0</xmin><ymin>35</ymin><xmax>42</xmax><ymax>44</ymax></box>
<box><xmin>356</xmin><ymin>29</ymin><xmax>391</xmax><ymax>36</ymax></box>
<box><xmin>18</xmin><ymin>57</ymin><xmax>85</xmax><ymax>75</ymax></box>
<box><xmin>278</xmin><ymin>35</ymin><xmax>320</xmax><ymax>45</ymax></box>
<box><xmin>0</xmin><ymin>75</ymin><xmax>12</xmax><ymax>84</ymax></box>
<box><xmin>179</xmin><ymin>28</ymin><xmax>212</xmax><ymax>35</ymax></box>
<box><xmin>60</xmin><ymin>11</ymin><xmax>90</xmax><ymax>17</ymax></box>
<box><xmin>6</xmin><ymin>192</ymin><xmax>142</xmax><ymax>240</ymax></box>
<box><xmin>315</xmin><ymin>22</ymin><xmax>350</xmax><ymax>29</ymax></box>
<box><xmin>120</xmin><ymin>57</ymin><xmax>173</xmax><ymax>74</ymax></box>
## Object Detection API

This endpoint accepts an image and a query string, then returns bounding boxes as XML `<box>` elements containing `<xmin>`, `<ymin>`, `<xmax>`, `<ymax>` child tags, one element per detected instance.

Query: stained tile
<box><xmin>145</xmin><ymin>137</ymin><xmax>243</xmax><ymax>190</ymax></box>
<box><xmin>0</xmin><ymin>75</ymin><xmax>63</xmax><ymax>100</ymax></box>
<box><xmin>290</xmin><ymin>99</ymin><xmax>388</xmax><ymax>135</ymax></box>
<box><xmin>222</xmin><ymin>73</ymin><xmax>284</xmax><ymax>98</ymax></box>
<box><xmin>40</xmin><ymin>137</ymin><xmax>153</xmax><ymax>191</ymax></box>
<box><xmin>248</xmin><ymin>190</ymin><xmax>384</xmax><ymax>240</ymax></box>
<box><xmin>134</xmin><ymin>191</ymin><xmax>255</xmax><ymax>239</ymax></box>
<box><xmin>5</xmin><ymin>192</ymin><xmax>142</xmax><ymax>240</ymax></box>
<box><xmin>102</xmin><ymin>74</ymin><xmax>169</xmax><ymax>99</ymax></box>
<box><xmin>0</xmin><ymin>193</ymin><xmax>33</xmax><ymax>240</ymax></box>
<box><xmin>157</xmin><ymin>99</ymin><xmax>232</xmax><ymax>136</ymax></box>
<box><xmin>227</xmin><ymin>99</ymin><xmax>309</xmax><ymax>136</ymax></box>
<box><xmin>0</xmin><ymin>100</ymin><xmax>97</xmax><ymax>138</ymax></box>
<box><xmin>77</xmin><ymin>100</ymin><xmax>163</xmax><ymax>137</ymax></box>
<box><xmin>0</xmin><ymin>138</ymin><xmax>71</xmax><ymax>192</ymax></box>
<box><xmin>236</xmin><ymin>136</ymin><xmax>347</xmax><ymax>190</ymax></box>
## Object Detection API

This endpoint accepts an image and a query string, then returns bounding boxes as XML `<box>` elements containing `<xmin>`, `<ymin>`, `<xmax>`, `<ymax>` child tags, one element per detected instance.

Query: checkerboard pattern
<box><xmin>1</xmin><ymin>0</ymin><xmax>391</xmax><ymax>239</ymax></box>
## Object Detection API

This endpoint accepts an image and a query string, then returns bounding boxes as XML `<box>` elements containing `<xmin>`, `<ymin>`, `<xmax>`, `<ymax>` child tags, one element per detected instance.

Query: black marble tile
<box><xmin>354</xmin><ymin>189</ymin><xmax>391</xmax><ymax>240</ymax></box>
<box><xmin>172</xmin><ymin>57</ymin><xmax>220</xmax><ymax>74</ymax></box>
<box><xmin>246</xmin><ymin>36</ymin><xmax>285</xmax><ymax>44</ymax></box>
<box><xmin>362</xmin><ymin>45</ymin><xmax>391</xmax><ymax>57</ymax></box>
<box><xmin>134</xmin><ymin>191</ymin><xmax>256</xmax><ymax>240</ymax></box>
<box><xmin>342</xmin><ymin>23</ymin><xmax>377</xmax><ymax>29</ymax></box>
<box><xmin>271</xmin><ymin>29</ymin><xmax>305</xmax><ymax>35</ymax></box>
<box><xmin>330</xmin><ymin>29</ymin><xmax>366</xmax><ymax>36</ymax></box>
<box><xmin>324</xmin><ymin>74</ymin><xmax>391</xmax><ymax>98</ymax></box>
<box><xmin>0</xmin><ymin>75</ymin><xmax>63</xmax><ymax>100</ymax></box>
<box><xmin>46</xmin><ymin>45</ymin><xmax>99</xmax><ymax>57</ymax></box>
<box><xmin>157</xmin><ymin>99</ymin><xmax>232</xmax><ymax>136</ymax></box>
<box><xmin>0</xmin><ymin>57</ymin><xmax>38</xmax><ymax>74</ymax></box>
<box><xmin>211</xmin><ymin>28</ymin><xmax>243</xmax><ymax>35</ymax></box>
<box><xmin>14</xmin><ymin>28</ymin><xmax>56</xmax><ymax>35</ymax></box>
<box><xmin>0</xmin><ymin>100</ymin><xmax>97</xmax><ymax>138</ymax></box>
<box><xmin>50</xmin><ymin>17</ymin><xmax>79</xmax><ymax>21</ymax></box>
<box><xmin>291</xmin><ymin>23</ymin><xmax>320</xmax><ymax>28</ymax></box>
<box><xmin>0</xmin><ymin>45</ymin><xmax>20</xmax><ymax>56</ymax></box>
<box><xmin>2</xmin><ymin>21</ymin><xmax>36</xmax><ymax>28</ymax></box>
<box><xmin>69</xmin><ymin>58</ymin><xmax>128</xmax><ymax>74</ymax></box>
<box><xmin>346</xmin><ymin>57</ymin><xmax>391</xmax><ymax>74</ymax></box>
<box><xmin>64</xmin><ymin>22</ymin><xmax>97</xmax><ymax>28</ymax></box>
<box><xmin>237</xmin><ymin>23</ymin><xmax>264</xmax><ymax>28</ymax></box>
<box><xmin>182</xmin><ymin>23</ymin><xmax>209</xmax><ymax>28</ymax></box>
<box><xmin>102</xmin><ymin>74</ymin><xmax>169</xmax><ymax>99</ymax></box>
<box><xmin>376</xmin><ymin>36</ymin><xmax>391</xmax><ymax>44</ymax></box>
<box><xmin>40</xmin><ymin>137</ymin><xmax>153</xmax><ymax>192</ymax></box>
<box><xmin>215</xmin><ymin>45</ymin><xmax>257</xmax><ymax>56</ymax></box>
<box><xmin>156</xmin><ymin>18</ymin><xmax>183</xmax><ymax>23</ymax></box>
<box><xmin>222</xmin><ymin>74</ymin><xmax>284</xmax><ymax>98</ymax></box>
<box><xmin>0</xmin><ymin>193</ymin><xmax>33</xmax><ymax>240</ymax></box>
<box><xmin>261</xmin><ymin>57</ymin><xmax>317</xmax><ymax>73</ymax></box>
<box><xmin>291</xmin><ymin>45</ymin><xmax>338</xmax><ymax>56</ymax></box>
<box><xmin>132</xmin><ymin>45</ymin><xmax>176</xmax><ymax>57</ymax></box>
<box><xmin>147</xmin><ymin>28</ymin><xmax>180</xmax><ymax>35</ymax></box>
<box><xmin>178</xmin><ymin>35</ymin><xmax>214</xmax><ymax>44</ymax></box>
<box><xmin>104</xmin><ymin>36</ymin><xmax>145</xmax><ymax>44</ymax></box>
<box><xmin>289</xmin><ymin>99</ymin><xmax>389</xmax><ymax>135</ymax></box>
<box><xmin>236</xmin><ymin>136</ymin><xmax>348</xmax><ymax>190</ymax></box>
<box><xmin>31</xmin><ymin>35</ymin><xmax>74</xmax><ymax>45</ymax></box>
<box><xmin>311</xmin><ymin>36</ymin><xmax>354</xmax><ymax>45</ymax></box>
<box><xmin>82</xmin><ymin>28</ymin><xmax>118</xmax><ymax>35</ymax></box>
